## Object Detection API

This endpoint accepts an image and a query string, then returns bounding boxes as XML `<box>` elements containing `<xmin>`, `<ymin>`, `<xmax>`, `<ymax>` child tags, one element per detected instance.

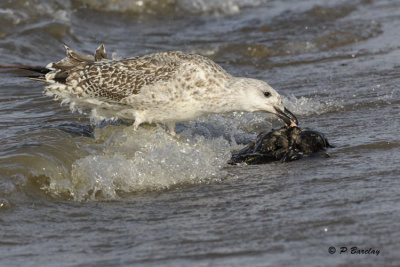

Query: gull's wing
<box><xmin>45</xmin><ymin>47</ymin><xmax>194</xmax><ymax>102</ymax></box>
<box><xmin>44</xmin><ymin>45</ymin><xmax>231</xmax><ymax>104</ymax></box>
<box><xmin>65</xmin><ymin>55</ymin><xmax>180</xmax><ymax>101</ymax></box>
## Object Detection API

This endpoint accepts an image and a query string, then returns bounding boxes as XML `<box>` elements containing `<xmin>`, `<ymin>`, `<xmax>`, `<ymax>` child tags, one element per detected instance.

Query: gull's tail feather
<box><xmin>94</xmin><ymin>44</ymin><xmax>108</xmax><ymax>62</ymax></box>
<box><xmin>48</xmin><ymin>44</ymin><xmax>109</xmax><ymax>70</ymax></box>
<box><xmin>44</xmin><ymin>44</ymin><xmax>109</xmax><ymax>84</ymax></box>
<box><xmin>0</xmin><ymin>65</ymin><xmax>51</xmax><ymax>82</ymax></box>
<box><xmin>2</xmin><ymin>44</ymin><xmax>109</xmax><ymax>84</ymax></box>
<box><xmin>20</xmin><ymin>66</ymin><xmax>52</xmax><ymax>82</ymax></box>
<box><xmin>20</xmin><ymin>66</ymin><xmax>51</xmax><ymax>75</ymax></box>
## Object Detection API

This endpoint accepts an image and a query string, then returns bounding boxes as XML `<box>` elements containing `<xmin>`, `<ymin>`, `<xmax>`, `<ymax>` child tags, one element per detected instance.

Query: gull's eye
<box><xmin>264</xmin><ymin>91</ymin><xmax>271</xmax><ymax>97</ymax></box>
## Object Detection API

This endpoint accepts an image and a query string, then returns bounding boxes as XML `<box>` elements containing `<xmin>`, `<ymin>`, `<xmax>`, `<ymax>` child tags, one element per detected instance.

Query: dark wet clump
<box><xmin>229</xmin><ymin>126</ymin><xmax>333</xmax><ymax>165</ymax></box>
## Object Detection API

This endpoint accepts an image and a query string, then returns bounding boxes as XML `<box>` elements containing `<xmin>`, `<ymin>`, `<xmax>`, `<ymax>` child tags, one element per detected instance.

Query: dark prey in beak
<box><xmin>274</xmin><ymin>107</ymin><xmax>298</xmax><ymax>126</ymax></box>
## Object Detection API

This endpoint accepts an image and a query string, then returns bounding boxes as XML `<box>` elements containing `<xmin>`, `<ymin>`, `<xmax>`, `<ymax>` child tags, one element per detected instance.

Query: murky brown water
<box><xmin>1</xmin><ymin>0</ymin><xmax>399</xmax><ymax>266</ymax></box>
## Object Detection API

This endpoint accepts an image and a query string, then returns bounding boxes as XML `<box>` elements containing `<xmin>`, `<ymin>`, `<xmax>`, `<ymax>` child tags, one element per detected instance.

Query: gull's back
<box><xmin>43</xmin><ymin>45</ymin><xmax>230</xmax><ymax>106</ymax></box>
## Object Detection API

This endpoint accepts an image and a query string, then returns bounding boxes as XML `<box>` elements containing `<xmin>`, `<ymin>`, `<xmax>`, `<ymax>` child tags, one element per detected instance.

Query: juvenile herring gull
<box><xmin>28</xmin><ymin>44</ymin><xmax>298</xmax><ymax>136</ymax></box>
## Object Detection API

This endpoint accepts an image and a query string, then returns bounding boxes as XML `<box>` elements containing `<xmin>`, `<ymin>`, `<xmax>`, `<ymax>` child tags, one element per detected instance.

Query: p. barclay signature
<box><xmin>329</xmin><ymin>246</ymin><xmax>380</xmax><ymax>256</ymax></box>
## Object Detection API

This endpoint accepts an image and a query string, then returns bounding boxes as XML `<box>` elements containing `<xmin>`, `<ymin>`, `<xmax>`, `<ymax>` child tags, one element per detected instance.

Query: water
<box><xmin>1</xmin><ymin>0</ymin><xmax>399</xmax><ymax>266</ymax></box>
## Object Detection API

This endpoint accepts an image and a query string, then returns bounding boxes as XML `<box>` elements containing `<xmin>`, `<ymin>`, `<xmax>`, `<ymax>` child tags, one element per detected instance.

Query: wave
<box><xmin>0</xmin><ymin>92</ymin><xmax>342</xmax><ymax>202</ymax></box>
<box><xmin>2</xmin><ymin>122</ymin><xmax>239</xmax><ymax>201</ymax></box>
<box><xmin>75</xmin><ymin>0</ymin><xmax>269</xmax><ymax>15</ymax></box>
<box><xmin>0</xmin><ymin>0</ymin><xmax>267</xmax><ymax>27</ymax></box>
<box><xmin>283</xmin><ymin>95</ymin><xmax>344</xmax><ymax>116</ymax></box>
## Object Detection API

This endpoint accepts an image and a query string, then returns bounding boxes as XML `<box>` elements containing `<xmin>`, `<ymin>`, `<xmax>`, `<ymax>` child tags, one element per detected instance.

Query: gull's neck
<box><xmin>226</xmin><ymin>77</ymin><xmax>265</xmax><ymax>111</ymax></box>
<box><xmin>192</xmin><ymin>77</ymin><xmax>262</xmax><ymax>115</ymax></box>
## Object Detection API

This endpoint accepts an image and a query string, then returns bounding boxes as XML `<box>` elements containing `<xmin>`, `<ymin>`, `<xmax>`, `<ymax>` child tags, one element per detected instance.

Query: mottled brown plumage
<box><xmin>46</xmin><ymin>45</ymin><xmax>229</xmax><ymax>102</ymax></box>
<box><xmin>41</xmin><ymin>44</ymin><xmax>297</xmax><ymax>135</ymax></box>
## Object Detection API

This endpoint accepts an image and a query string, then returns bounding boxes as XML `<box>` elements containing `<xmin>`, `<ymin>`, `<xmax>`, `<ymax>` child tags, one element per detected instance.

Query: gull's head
<box><xmin>233</xmin><ymin>78</ymin><xmax>298</xmax><ymax>126</ymax></box>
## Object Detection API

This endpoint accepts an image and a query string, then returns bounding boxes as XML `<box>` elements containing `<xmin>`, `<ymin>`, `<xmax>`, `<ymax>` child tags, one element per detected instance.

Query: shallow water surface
<box><xmin>0</xmin><ymin>0</ymin><xmax>399</xmax><ymax>266</ymax></box>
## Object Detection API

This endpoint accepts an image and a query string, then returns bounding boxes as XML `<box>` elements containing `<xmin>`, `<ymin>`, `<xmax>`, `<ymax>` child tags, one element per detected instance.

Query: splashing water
<box><xmin>283</xmin><ymin>94</ymin><xmax>344</xmax><ymax>116</ymax></box>
<box><xmin>26</xmin><ymin>93</ymin><xmax>343</xmax><ymax>201</ymax></box>
<box><xmin>39</xmin><ymin>125</ymin><xmax>234</xmax><ymax>201</ymax></box>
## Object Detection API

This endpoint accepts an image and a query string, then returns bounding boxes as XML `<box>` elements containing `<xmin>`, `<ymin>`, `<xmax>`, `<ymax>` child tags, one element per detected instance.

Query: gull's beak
<box><xmin>274</xmin><ymin>106</ymin><xmax>298</xmax><ymax>126</ymax></box>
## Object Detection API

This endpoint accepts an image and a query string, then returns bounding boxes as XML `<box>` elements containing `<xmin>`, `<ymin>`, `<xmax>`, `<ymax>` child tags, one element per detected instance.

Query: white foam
<box><xmin>42</xmin><ymin>125</ymin><xmax>234</xmax><ymax>201</ymax></box>
<box><xmin>283</xmin><ymin>94</ymin><xmax>344</xmax><ymax>116</ymax></box>
<box><xmin>36</xmin><ymin>93</ymin><xmax>343</xmax><ymax>201</ymax></box>
<box><xmin>178</xmin><ymin>0</ymin><xmax>240</xmax><ymax>15</ymax></box>
<box><xmin>75</xmin><ymin>0</ymin><xmax>266</xmax><ymax>15</ymax></box>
